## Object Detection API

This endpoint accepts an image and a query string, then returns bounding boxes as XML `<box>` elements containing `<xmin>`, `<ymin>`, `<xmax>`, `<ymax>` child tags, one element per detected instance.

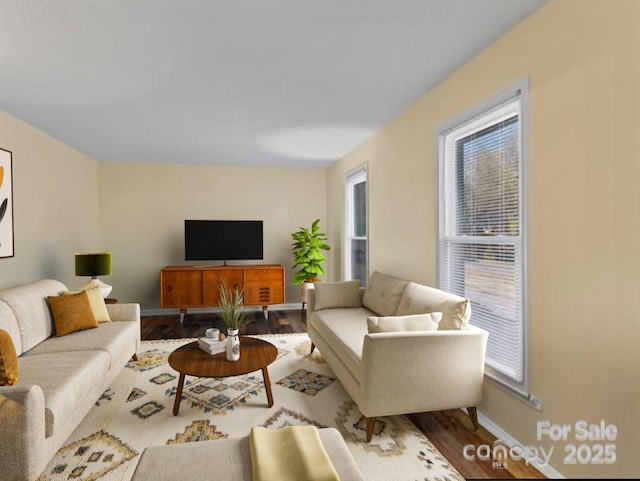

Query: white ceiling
<box><xmin>0</xmin><ymin>0</ymin><xmax>546</xmax><ymax>167</ymax></box>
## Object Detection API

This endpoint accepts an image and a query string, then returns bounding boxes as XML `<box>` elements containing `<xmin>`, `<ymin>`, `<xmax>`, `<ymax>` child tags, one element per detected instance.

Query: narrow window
<box><xmin>438</xmin><ymin>81</ymin><xmax>528</xmax><ymax>396</ymax></box>
<box><xmin>345</xmin><ymin>165</ymin><xmax>368</xmax><ymax>285</ymax></box>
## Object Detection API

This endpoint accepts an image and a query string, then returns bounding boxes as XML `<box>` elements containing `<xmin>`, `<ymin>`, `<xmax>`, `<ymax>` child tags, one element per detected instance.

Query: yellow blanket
<box><xmin>249</xmin><ymin>426</ymin><xmax>340</xmax><ymax>481</ymax></box>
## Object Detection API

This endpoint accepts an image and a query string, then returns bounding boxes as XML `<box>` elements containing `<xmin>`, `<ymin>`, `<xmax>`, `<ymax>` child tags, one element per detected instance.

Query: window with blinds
<box><xmin>438</xmin><ymin>85</ymin><xmax>528</xmax><ymax>395</ymax></box>
<box><xmin>345</xmin><ymin>165</ymin><xmax>368</xmax><ymax>285</ymax></box>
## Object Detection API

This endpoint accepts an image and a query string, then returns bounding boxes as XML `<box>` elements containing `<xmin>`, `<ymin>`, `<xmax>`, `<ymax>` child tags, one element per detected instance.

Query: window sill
<box><xmin>485</xmin><ymin>374</ymin><xmax>543</xmax><ymax>411</ymax></box>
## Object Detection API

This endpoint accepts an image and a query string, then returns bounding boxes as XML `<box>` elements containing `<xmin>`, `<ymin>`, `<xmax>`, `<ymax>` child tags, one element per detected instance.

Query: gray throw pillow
<box><xmin>362</xmin><ymin>271</ymin><xmax>409</xmax><ymax>316</ymax></box>
<box><xmin>396</xmin><ymin>281</ymin><xmax>471</xmax><ymax>330</ymax></box>
<box><xmin>314</xmin><ymin>280</ymin><xmax>362</xmax><ymax>310</ymax></box>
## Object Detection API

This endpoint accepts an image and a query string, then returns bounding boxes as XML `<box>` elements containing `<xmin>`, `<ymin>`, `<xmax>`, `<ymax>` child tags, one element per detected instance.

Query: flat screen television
<box><xmin>184</xmin><ymin>220</ymin><xmax>263</xmax><ymax>262</ymax></box>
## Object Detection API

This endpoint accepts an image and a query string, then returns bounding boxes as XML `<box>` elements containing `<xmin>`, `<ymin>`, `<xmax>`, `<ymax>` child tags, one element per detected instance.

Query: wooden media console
<box><xmin>160</xmin><ymin>264</ymin><xmax>285</xmax><ymax>323</ymax></box>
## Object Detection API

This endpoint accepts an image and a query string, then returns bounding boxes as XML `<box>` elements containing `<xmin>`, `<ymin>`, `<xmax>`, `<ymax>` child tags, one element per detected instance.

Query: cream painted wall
<box><xmin>0</xmin><ymin>111</ymin><xmax>99</xmax><ymax>290</ymax></box>
<box><xmin>98</xmin><ymin>161</ymin><xmax>327</xmax><ymax>309</ymax></box>
<box><xmin>328</xmin><ymin>0</ymin><xmax>639</xmax><ymax>477</ymax></box>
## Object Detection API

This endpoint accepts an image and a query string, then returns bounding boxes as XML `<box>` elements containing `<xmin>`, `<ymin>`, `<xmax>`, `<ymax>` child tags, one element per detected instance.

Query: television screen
<box><xmin>184</xmin><ymin>220</ymin><xmax>263</xmax><ymax>261</ymax></box>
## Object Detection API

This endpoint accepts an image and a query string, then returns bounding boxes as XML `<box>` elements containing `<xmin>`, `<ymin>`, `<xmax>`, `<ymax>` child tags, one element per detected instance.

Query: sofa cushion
<box><xmin>0</xmin><ymin>329</ymin><xmax>19</xmax><ymax>385</ymax></box>
<box><xmin>310</xmin><ymin>308</ymin><xmax>373</xmax><ymax>382</ymax></box>
<box><xmin>25</xmin><ymin>320</ymin><xmax>139</xmax><ymax>370</ymax></box>
<box><xmin>367</xmin><ymin>313</ymin><xmax>442</xmax><ymax>333</ymax></box>
<box><xmin>17</xmin><ymin>350</ymin><xmax>111</xmax><ymax>437</ymax></box>
<box><xmin>61</xmin><ymin>287</ymin><xmax>111</xmax><ymax>323</ymax></box>
<box><xmin>0</xmin><ymin>279</ymin><xmax>67</xmax><ymax>353</ymax></box>
<box><xmin>48</xmin><ymin>291</ymin><xmax>99</xmax><ymax>336</ymax></box>
<box><xmin>396</xmin><ymin>282</ymin><xmax>471</xmax><ymax>330</ymax></box>
<box><xmin>362</xmin><ymin>271</ymin><xmax>409</xmax><ymax>317</ymax></box>
<box><xmin>314</xmin><ymin>281</ymin><xmax>362</xmax><ymax>311</ymax></box>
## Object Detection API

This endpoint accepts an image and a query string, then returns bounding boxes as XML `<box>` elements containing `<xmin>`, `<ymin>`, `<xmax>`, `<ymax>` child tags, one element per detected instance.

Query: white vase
<box><xmin>226</xmin><ymin>328</ymin><xmax>240</xmax><ymax>361</ymax></box>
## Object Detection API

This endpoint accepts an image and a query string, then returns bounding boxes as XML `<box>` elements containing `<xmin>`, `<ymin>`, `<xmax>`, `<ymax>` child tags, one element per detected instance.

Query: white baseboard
<box><xmin>477</xmin><ymin>410</ymin><xmax>565</xmax><ymax>479</ymax></box>
<box><xmin>141</xmin><ymin>303</ymin><xmax>303</xmax><ymax>317</ymax></box>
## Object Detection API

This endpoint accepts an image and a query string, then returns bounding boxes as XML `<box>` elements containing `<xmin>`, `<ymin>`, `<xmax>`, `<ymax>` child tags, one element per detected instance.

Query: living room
<box><xmin>1</xmin><ymin>1</ymin><xmax>638</xmax><ymax>479</ymax></box>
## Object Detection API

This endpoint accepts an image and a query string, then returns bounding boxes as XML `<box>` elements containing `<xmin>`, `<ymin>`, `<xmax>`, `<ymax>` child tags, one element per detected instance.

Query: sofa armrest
<box><xmin>0</xmin><ymin>384</ymin><xmax>47</xmax><ymax>481</ymax></box>
<box><xmin>359</xmin><ymin>326</ymin><xmax>488</xmax><ymax>417</ymax></box>
<box><xmin>306</xmin><ymin>288</ymin><xmax>316</xmax><ymax>316</ymax></box>
<box><xmin>106</xmin><ymin>302</ymin><xmax>140</xmax><ymax>323</ymax></box>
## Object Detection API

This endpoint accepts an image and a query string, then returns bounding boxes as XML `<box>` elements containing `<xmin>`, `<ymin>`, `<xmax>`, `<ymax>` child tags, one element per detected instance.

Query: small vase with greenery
<box><xmin>218</xmin><ymin>280</ymin><xmax>244</xmax><ymax>361</ymax></box>
<box><xmin>217</xmin><ymin>280</ymin><xmax>245</xmax><ymax>330</ymax></box>
<box><xmin>291</xmin><ymin>219</ymin><xmax>331</xmax><ymax>285</ymax></box>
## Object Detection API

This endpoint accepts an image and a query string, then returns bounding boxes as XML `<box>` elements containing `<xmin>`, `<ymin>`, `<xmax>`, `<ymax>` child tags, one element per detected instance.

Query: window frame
<box><xmin>436</xmin><ymin>78</ymin><xmax>531</xmax><ymax>399</ymax></box>
<box><xmin>344</xmin><ymin>164</ymin><xmax>369</xmax><ymax>285</ymax></box>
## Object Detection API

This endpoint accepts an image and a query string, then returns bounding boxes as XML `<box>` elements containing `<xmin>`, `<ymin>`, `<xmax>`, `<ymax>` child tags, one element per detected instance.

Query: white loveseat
<box><xmin>0</xmin><ymin>279</ymin><xmax>140</xmax><ymax>481</ymax></box>
<box><xmin>307</xmin><ymin>271</ymin><xmax>488</xmax><ymax>442</ymax></box>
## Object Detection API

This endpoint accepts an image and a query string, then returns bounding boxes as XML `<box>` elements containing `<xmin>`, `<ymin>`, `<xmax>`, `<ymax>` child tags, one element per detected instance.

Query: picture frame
<box><xmin>0</xmin><ymin>148</ymin><xmax>14</xmax><ymax>258</ymax></box>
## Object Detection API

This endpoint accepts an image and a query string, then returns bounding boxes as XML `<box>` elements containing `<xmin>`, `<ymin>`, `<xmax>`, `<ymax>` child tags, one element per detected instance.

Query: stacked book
<box><xmin>198</xmin><ymin>336</ymin><xmax>226</xmax><ymax>355</ymax></box>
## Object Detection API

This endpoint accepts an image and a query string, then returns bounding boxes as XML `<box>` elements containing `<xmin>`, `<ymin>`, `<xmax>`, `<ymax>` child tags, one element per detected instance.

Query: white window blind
<box><xmin>438</xmin><ymin>86</ymin><xmax>528</xmax><ymax>395</ymax></box>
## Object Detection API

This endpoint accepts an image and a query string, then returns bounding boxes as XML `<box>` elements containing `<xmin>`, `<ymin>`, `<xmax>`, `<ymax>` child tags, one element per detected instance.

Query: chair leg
<box><xmin>310</xmin><ymin>343</ymin><xmax>315</xmax><ymax>354</ymax></box>
<box><xmin>467</xmin><ymin>407</ymin><xmax>479</xmax><ymax>431</ymax></box>
<box><xmin>365</xmin><ymin>417</ymin><xmax>377</xmax><ymax>442</ymax></box>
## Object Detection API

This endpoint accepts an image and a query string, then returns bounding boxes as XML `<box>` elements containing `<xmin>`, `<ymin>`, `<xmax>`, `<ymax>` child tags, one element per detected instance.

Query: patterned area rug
<box><xmin>38</xmin><ymin>334</ymin><xmax>463</xmax><ymax>481</ymax></box>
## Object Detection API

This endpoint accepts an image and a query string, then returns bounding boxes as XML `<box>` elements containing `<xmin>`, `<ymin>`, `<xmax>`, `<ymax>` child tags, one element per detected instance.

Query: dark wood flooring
<box><xmin>141</xmin><ymin>308</ymin><xmax>545</xmax><ymax>479</ymax></box>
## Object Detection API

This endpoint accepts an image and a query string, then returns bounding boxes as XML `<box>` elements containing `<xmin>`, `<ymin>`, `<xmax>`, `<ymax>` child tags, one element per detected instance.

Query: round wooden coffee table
<box><xmin>168</xmin><ymin>336</ymin><xmax>278</xmax><ymax>415</ymax></box>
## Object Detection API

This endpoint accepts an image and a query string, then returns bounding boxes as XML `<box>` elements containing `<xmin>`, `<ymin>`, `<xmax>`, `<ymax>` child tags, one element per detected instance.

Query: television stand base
<box><xmin>160</xmin><ymin>265</ymin><xmax>285</xmax><ymax>324</ymax></box>
<box><xmin>177</xmin><ymin>306</ymin><xmax>269</xmax><ymax>324</ymax></box>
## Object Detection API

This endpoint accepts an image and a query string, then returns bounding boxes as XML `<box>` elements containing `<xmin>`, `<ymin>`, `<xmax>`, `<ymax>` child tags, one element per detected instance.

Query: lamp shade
<box><xmin>75</xmin><ymin>252</ymin><xmax>112</xmax><ymax>277</ymax></box>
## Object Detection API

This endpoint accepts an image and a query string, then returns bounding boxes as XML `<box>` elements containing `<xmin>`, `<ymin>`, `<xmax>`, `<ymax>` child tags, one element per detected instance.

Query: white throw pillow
<box><xmin>314</xmin><ymin>280</ymin><xmax>362</xmax><ymax>310</ymax></box>
<box><xmin>367</xmin><ymin>312</ymin><xmax>442</xmax><ymax>333</ymax></box>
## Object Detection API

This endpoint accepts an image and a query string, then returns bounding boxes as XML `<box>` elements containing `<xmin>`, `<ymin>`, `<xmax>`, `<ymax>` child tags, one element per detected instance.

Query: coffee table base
<box><xmin>173</xmin><ymin>373</ymin><xmax>186</xmax><ymax>416</ymax></box>
<box><xmin>169</xmin><ymin>338</ymin><xmax>278</xmax><ymax>416</ymax></box>
<box><xmin>262</xmin><ymin>366</ymin><xmax>274</xmax><ymax>408</ymax></box>
<box><xmin>172</xmin><ymin>367</ymin><xmax>274</xmax><ymax>416</ymax></box>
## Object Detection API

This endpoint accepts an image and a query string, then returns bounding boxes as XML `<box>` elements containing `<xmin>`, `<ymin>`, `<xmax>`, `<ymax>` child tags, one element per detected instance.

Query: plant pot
<box><xmin>226</xmin><ymin>328</ymin><xmax>240</xmax><ymax>361</ymax></box>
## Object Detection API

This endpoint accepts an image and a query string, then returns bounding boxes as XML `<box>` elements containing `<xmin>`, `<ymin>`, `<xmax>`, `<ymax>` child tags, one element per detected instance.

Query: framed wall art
<box><xmin>0</xmin><ymin>148</ymin><xmax>14</xmax><ymax>258</ymax></box>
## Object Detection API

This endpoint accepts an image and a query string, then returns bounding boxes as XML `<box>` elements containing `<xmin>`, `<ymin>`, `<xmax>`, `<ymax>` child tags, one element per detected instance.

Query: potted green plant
<box><xmin>217</xmin><ymin>280</ymin><xmax>245</xmax><ymax>361</ymax></box>
<box><xmin>291</xmin><ymin>219</ymin><xmax>331</xmax><ymax>304</ymax></box>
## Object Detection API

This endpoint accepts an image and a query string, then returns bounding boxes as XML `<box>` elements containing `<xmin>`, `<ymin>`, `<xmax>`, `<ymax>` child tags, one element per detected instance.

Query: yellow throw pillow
<box><xmin>0</xmin><ymin>329</ymin><xmax>18</xmax><ymax>385</ymax></box>
<box><xmin>61</xmin><ymin>287</ymin><xmax>111</xmax><ymax>323</ymax></box>
<box><xmin>48</xmin><ymin>291</ymin><xmax>99</xmax><ymax>336</ymax></box>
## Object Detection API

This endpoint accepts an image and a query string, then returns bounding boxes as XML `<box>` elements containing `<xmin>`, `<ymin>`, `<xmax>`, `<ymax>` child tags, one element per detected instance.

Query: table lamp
<box><xmin>75</xmin><ymin>252</ymin><xmax>112</xmax><ymax>298</ymax></box>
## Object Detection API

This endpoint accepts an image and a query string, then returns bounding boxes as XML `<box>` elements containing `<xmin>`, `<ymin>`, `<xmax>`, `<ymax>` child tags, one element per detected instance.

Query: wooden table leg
<box><xmin>173</xmin><ymin>373</ymin><xmax>185</xmax><ymax>416</ymax></box>
<box><xmin>262</xmin><ymin>366</ymin><xmax>274</xmax><ymax>407</ymax></box>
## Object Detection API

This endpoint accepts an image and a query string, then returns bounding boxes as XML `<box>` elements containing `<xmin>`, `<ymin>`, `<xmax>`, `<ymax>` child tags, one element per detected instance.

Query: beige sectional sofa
<box><xmin>0</xmin><ymin>279</ymin><xmax>140</xmax><ymax>481</ymax></box>
<box><xmin>307</xmin><ymin>271</ymin><xmax>488</xmax><ymax>442</ymax></box>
